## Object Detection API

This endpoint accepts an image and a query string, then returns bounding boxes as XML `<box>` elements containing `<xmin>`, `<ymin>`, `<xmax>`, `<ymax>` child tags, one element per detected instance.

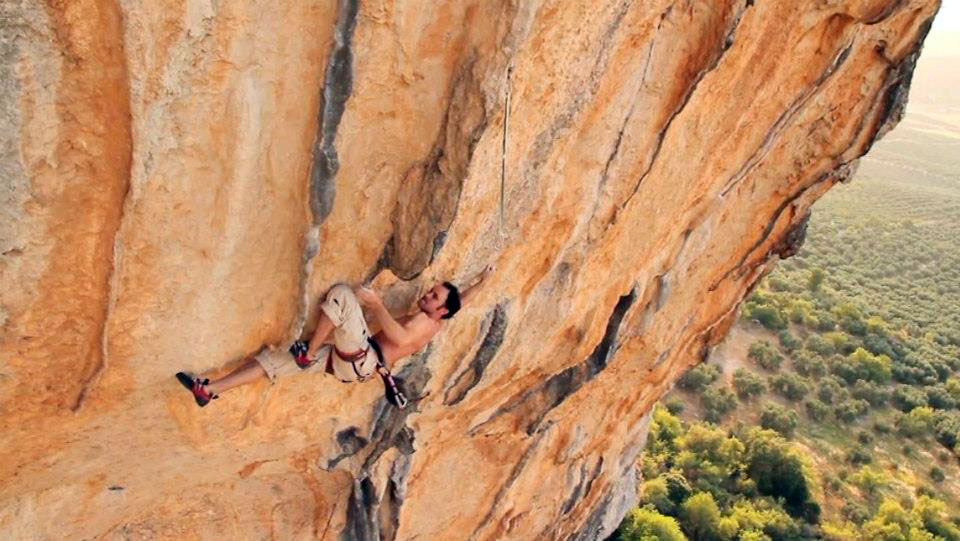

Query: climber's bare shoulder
<box><xmin>374</xmin><ymin>313</ymin><xmax>443</xmax><ymax>363</ymax></box>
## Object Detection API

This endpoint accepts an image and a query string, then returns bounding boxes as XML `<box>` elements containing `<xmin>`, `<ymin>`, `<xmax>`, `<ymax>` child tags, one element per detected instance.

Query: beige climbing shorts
<box><xmin>255</xmin><ymin>284</ymin><xmax>378</xmax><ymax>383</ymax></box>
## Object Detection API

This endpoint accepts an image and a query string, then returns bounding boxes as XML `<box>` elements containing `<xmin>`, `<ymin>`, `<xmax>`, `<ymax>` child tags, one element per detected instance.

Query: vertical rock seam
<box><xmin>48</xmin><ymin>0</ymin><xmax>133</xmax><ymax>412</ymax></box>
<box><xmin>311</xmin><ymin>0</ymin><xmax>359</xmax><ymax>225</ymax></box>
<box><xmin>443</xmin><ymin>303</ymin><xmax>508</xmax><ymax>406</ymax></box>
<box><xmin>290</xmin><ymin>0</ymin><xmax>359</xmax><ymax>341</ymax></box>
<box><xmin>468</xmin><ymin>289</ymin><xmax>638</xmax><ymax>437</ymax></box>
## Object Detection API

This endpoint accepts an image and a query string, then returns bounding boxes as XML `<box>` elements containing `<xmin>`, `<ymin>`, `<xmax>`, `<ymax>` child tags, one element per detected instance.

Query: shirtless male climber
<box><xmin>175</xmin><ymin>266</ymin><xmax>493</xmax><ymax>408</ymax></box>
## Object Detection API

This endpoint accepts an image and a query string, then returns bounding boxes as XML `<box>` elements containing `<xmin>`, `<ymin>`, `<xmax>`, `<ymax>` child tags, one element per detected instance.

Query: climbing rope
<box><xmin>499</xmin><ymin>65</ymin><xmax>513</xmax><ymax>240</ymax></box>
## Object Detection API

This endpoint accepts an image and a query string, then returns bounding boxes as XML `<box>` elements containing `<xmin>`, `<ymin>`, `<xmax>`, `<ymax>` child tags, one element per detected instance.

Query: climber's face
<box><xmin>418</xmin><ymin>283</ymin><xmax>450</xmax><ymax>318</ymax></box>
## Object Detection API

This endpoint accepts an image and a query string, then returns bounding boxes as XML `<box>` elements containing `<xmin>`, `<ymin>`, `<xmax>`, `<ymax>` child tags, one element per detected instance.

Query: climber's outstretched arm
<box><xmin>460</xmin><ymin>264</ymin><xmax>494</xmax><ymax>306</ymax></box>
<box><xmin>357</xmin><ymin>287</ymin><xmax>412</xmax><ymax>346</ymax></box>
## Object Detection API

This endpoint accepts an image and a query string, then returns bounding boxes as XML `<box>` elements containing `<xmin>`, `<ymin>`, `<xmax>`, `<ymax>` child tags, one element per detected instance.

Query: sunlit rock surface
<box><xmin>0</xmin><ymin>0</ymin><xmax>939</xmax><ymax>538</ymax></box>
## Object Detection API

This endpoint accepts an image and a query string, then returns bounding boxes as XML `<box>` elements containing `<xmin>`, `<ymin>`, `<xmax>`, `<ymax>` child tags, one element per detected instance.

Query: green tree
<box><xmin>759</xmin><ymin>404</ymin><xmax>800</xmax><ymax>437</ymax></box>
<box><xmin>733</xmin><ymin>369</ymin><xmax>766</xmax><ymax>400</ymax></box>
<box><xmin>748</xmin><ymin>341</ymin><xmax>784</xmax><ymax>371</ymax></box>
<box><xmin>743</xmin><ymin>428</ymin><xmax>815</xmax><ymax>518</ymax></box>
<box><xmin>805</xmin><ymin>399</ymin><xmax>831</xmax><ymax>421</ymax></box>
<box><xmin>832</xmin><ymin>348</ymin><xmax>892</xmax><ymax>384</ymax></box>
<box><xmin>620</xmin><ymin>507</ymin><xmax>688</xmax><ymax>541</ymax></box>
<box><xmin>934</xmin><ymin>412</ymin><xmax>960</xmax><ymax>449</ymax></box>
<box><xmin>817</xmin><ymin>376</ymin><xmax>847</xmax><ymax>404</ymax></box>
<box><xmin>913</xmin><ymin>496</ymin><xmax>960</xmax><ymax>540</ymax></box>
<box><xmin>769</xmin><ymin>373</ymin><xmax>810</xmax><ymax>401</ymax></box>
<box><xmin>808</xmin><ymin>268</ymin><xmax>826</xmax><ymax>292</ymax></box>
<box><xmin>640</xmin><ymin>477</ymin><xmax>675</xmax><ymax>515</ymax></box>
<box><xmin>678</xmin><ymin>363</ymin><xmax>721</xmax><ymax>392</ymax></box>
<box><xmin>680</xmin><ymin>492</ymin><xmax>722</xmax><ymax>541</ymax></box>
<box><xmin>860</xmin><ymin>498</ymin><xmax>949</xmax><ymax>541</ymax></box>
<box><xmin>792</xmin><ymin>349</ymin><xmax>827</xmax><ymax>378</ymax></box>
<box><xmin>701</xmin><ymin>386</ymin><xmax>738</xmax><ymax>423</ymax></box>
<box><xmin>747</xmin><ymin>304</ymin><xmax>788</xmax><ymax>331</ymax></box>
<box><xmin>834</xmin><ymin>399</ymin><xmax>870</xmax><ymax>422</ymax></box>
<box><xmin>896</xmin><ymin>406</ymin><xmax>936</xmax><ymax>438</ymax></box>
<box><xmin>893</xmin><ymin>385</ymin><xmax>930</xmax><ymax>412</ymax></box>
<box><xmin>849</xmin><ymin>466</ymin><xmax>890</xmax><ymax>497</ymax></box>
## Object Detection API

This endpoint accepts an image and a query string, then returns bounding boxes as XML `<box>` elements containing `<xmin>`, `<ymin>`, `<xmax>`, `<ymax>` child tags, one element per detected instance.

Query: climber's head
<box><xmin>419</xmin><ymin>282</ymin><xmax>461</xmax><ymax>320</ymax></box>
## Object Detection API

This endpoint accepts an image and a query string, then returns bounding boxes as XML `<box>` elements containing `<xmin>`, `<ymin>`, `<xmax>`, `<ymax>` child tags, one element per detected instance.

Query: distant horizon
<box><xmin>924</xmin><ymin>1</ymin><xmax>960</xmax><ymax>57</ymax></box>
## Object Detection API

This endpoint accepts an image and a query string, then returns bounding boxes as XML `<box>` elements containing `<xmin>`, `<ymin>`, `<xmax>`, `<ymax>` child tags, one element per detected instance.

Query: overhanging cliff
<box><xmin>0</xmin><ymin>0</ymin><xmax>940</xmax><ymax>538</ymax></box>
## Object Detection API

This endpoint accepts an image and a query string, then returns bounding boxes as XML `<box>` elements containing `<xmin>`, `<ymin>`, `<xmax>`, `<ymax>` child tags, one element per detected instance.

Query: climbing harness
<box><xmin>289</xmin><ymin>338</ymin><xmax>407</xmax><ymax>408</ymax></box>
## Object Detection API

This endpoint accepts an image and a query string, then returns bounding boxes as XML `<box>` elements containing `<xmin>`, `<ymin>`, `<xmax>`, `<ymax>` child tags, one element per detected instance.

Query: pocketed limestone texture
<box><xmin>0</xmin><ymin>0</ymin><xmax>939</xmax><ymax>539</ymax></box>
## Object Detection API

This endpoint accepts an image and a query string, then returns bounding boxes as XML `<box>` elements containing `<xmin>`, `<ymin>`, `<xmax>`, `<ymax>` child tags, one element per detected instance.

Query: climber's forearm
<box><xmin>460</xmin><ymin>265</ymin><xmax>494</xmax><ymax>305</ymax></box>
<box><xmin>368</xmin><ymin>302</ymin><xmax>410</xmax><ymax>346</ymax></box>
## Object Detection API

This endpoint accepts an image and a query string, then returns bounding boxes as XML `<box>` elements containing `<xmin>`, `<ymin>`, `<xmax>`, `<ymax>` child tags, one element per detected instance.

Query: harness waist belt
<box><xmin>334</xmin><ymin>346</ymin><xmax>368</xmax><ymax>363</ymax></box>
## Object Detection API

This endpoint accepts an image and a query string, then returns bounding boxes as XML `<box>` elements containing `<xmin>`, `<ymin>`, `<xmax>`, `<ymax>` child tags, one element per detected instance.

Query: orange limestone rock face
<box><xmin>0</xmin><ymin>0</ymin><xmax>940</xmax><ymax>539</ymax></box>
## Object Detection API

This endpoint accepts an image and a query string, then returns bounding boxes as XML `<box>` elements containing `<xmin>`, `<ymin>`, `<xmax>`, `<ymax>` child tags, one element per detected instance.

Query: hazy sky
<box><xmin>925</xmin><ymin>1</ymin><xmax>960</xmax><ymax>57</ymax></box>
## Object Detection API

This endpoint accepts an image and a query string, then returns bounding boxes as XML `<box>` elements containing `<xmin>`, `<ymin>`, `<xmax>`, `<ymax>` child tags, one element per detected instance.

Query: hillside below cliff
<box><xmin>0</xmin><ymin>0</ymin><xmax>941</xmax><ymax>539</ymax></box>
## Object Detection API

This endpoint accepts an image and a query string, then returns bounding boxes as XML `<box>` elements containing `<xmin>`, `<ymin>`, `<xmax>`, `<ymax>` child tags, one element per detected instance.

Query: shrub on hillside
<box><xmin>831</xmin><ymin>348</ymin><xmax>892</xmax><ymax>385</ymax></box>
<box><xmin>760</xmin><ymin>404</ymin><xmax>800</xmax><ymax>437</ymax></box>
<box><xmin>805</xmin><ymin>399</ymin><xmax>831</xmax><ymax>421</ymax></box>
<box><xmin>778</xmin><ymin>330</ymin><xmax>802</xmax><ymax>352</ymax></box>
<box><xmin>862</xmin><ymin>332</ymin><xmax>896</xmax><ymax>358</ymax></box>
<box><xmin>946</xmin><ymin>378</ymin><xmax>960</xmax><ymax>401</ymax></box>
<box><xmin>742</xmin><ymin>428</ymin><xmax>817</xmax><ymax>520</ymax></box>
<box><xmin>851</xmin><ymin>380</ymin><xmax>891</xmax><ymax>408</ymax></box>
<box><xmin>824</xmin><ymin>331</ymin><xmax>858</xmax><ymax>355</ymax></box>
<box><xmin>926</xmin><ymin>385</ymin><xmax>957</xmax><ymax>410</ymax></box>
<box><xmin>834</xmin><ymin>399</ymin><xmax>870</xmax><ymax>422</ymax></box>
<box><xmin>892</xmin><ymin>354</ymin><xmax>941</xmax><ymax>386</ymax></box>
<box><xmin>733</xmin><ymin>368</ymin><xmax>766</xmax><ymax>400</ymax></box>
<box><xmin>805</xmin><ymin>334</ymin><xmax>835</xmax><ymax>356</ymax></box>
<box><xmin>664</xmin><ymin>398</ymin><xmax>686</xmax><ymax>415</ymax></box>
<box><xmin>814</xmin><ymin>311</ymin><xmax>837</xmax><ymax>332</ymax></box>
<box><xmin>680</xmin><ymin>492</ymin><xmax>722</xmax><ymax>541</ymax></box>
<box><xmin>787</xmin><ymin>299</ymin><xmax>815</xmax><ymax>324</ymax></box>
<box><xmin>640</xmin><ymin>477</ymin><xmax>675</xmax><ymax>515</ymax></box>
<box><xmin>745</xmin><ymin>304</ymin><xmax>788</xmax><ymax>331</ymax></box>
<box><xmin>817</xmin><ymin>376</ymin><xmax>847</xmax><ymax>404</ymax></box>
<box><xmin>841</xmin><ymin>501</ymin><xmax>872</xmax><ymax>524</ymax></box>
<box><xmin>769</xmin><ymin>373</ymin><xmax>810</xmax><ymax>401</ymax></box>
<box><xmin>702</xmin><ymin>385</ymin><xmax>738</xmax><ymax>423</ymax></box>
<box><xmin>748</xmin><ymin>340</ymin><xmax>784</xmax><ymax>371</ymax></box>
<box><xmin>841</xmin><ymin>315</ymin><xmax>868</xmax><ymax>336</ymax></box>
<box><xmin>792</xmin><ymin>349</ymin><xmax>827</xmax><ymax>378</ymax></box>
<box><xmin>808</xmin><ymin>268</ymin><xmax>826</xmax><ymax>292</ymax></box>
<box><xmin>892</xmin><ymin>385</ymin><xmax>929</xmax><ymax>412</ymax></box>
<box><xmin>620</xmin><ymin>507</ymin><xmax>686</xmax><ymax>541</ymax></box>
<box><xmin>849</xmin><ymin>466</ymin><xmax>890</xmax><ymax>496</ymax></box>
<box><xmin>933</xmin><ymin>412</ymin><xmax>960</xmax><ymax>449</ymax></box>
<box><xmin>896</xmin><ymin>406</ymin><xmax>936</xmax><ymax>438</ymax></box>
<box><xmin>847</xmin><ymin>446</ymin><xmax>873</xmax><ymax>465</ymax></box>
<box><xmin>678</xmin><ymin>363</ymin><xmax>721</xmax><ymax>392</ymax></box>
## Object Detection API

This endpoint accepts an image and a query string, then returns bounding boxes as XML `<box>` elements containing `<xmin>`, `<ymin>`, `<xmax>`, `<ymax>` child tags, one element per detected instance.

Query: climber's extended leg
<box><xmin>175</xmin><ymin>284</ymin><xmax>371</xmax><ymax>407</ymax></box>
<box><xmin>175</xmin><ymin>357</ymin><xmax>267</xmax><ymax>407</ymax></box>
<box><xmin>205</xmin><ymin>358</ymin><xmax>266</xmax><ymax>395</ymax></box>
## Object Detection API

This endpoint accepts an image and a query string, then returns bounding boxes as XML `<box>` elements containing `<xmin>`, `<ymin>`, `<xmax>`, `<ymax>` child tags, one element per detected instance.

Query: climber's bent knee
<box><xmin>319</xmin><ymin>283</ymin><xmax>361</xmax><ymax>328</ymax></box>
<box><xmin>255</xmin><ymin>345</ymin><xmax>330</xmax><ymax>382</ymax></box>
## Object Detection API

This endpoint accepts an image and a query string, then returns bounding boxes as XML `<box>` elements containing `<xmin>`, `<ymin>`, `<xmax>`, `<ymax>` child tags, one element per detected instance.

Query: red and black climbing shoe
<box><xmin>175</xmin><ymin>372</ymin><xmax>218</xmax><ymax>407</ymax></box>
<box><xmin>289</xmin><ymin>340</ymin><xmax>314</xmax><ymax>370</ymax></box>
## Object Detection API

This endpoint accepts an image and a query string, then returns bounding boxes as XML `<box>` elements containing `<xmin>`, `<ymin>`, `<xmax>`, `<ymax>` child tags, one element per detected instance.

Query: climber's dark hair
<box><xmin>442</xmin><ymin>282</ymin><xmax>461</xmax><ymax>319</ymax></box>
